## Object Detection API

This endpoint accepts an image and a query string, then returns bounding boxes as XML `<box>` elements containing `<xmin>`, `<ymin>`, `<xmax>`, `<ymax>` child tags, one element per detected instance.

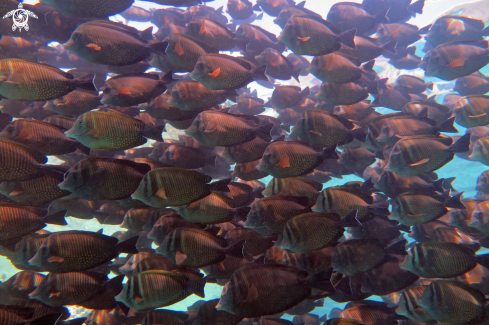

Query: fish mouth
<box><xmin>62</xmin><ymin>39</ymin><xmax>75</xmax><ymax>49</ymax></box>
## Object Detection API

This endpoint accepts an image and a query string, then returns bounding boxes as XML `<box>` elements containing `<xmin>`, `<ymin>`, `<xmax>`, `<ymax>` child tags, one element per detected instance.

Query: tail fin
<box><xmin>409</xmin><ymin>0</ymin><xmax>425</xmax><ymax>14</ymax></box>
<box><xmin>253</xmin><ymin>123</ymin><xmax>273</xmax><ymax>142</ymax></box>
<box><xmin>224</xmin><ymin>89</ymin><xmax>239</xmax><ymax>102</ymax></box>
<box><xmin>445</xmin><ymin>192</ymin><xmax>465</xmax><ymax>209</ymax></box>
<box><xmin>44</xmin><ymin>210</ymin><xmax>67</xmax><ymax>226</ymax></box>
<box><xmin>362</xmin><ymin>60</ymin><xmax>375</xmax><ymax>72</ymax></box>
<box><xmin>319</xmin><ymin>145</ymin><xmax>339</xmax><ymax>160</ymax></box>
<box><xmin>188</xmin><ymin>277</ymin><xmax>206</xmax><ymax>298</ymax></box>
<box><xmin>443</xmin><ymin>177</ymin><xmax>456</xmax><ymax>191</ymax></box>
<box><xmin>367</xmin><ymin>201</ymin><xmax>390</xmax><ymax>216</ymax></box>
<box><xmin>207</xmin><ymin>178</ymin><xmax>232</xmax><ymax>192</ymax></box>
<box><xmin>339</xmin><ymin>210</ymin><xmax>362</xmax><ymax>227</ymax></box>
<box><xmin>232</xmin><ymin>206</ymin><xmax>251</xmax><ymax>222</ymax></box>
<box><xmin>340</xmin><ymin>29</ymin><xmax>356</xmax><ymax>48</ymax></box>
<box><xmin>475</xmin><ymin>254</ymin><xmax>489</xmax><ymax>269</ymax></box>
<box><xmin>116</xmin><ymin>236</ymin><xmax>139</xmax><ymax>254</ymax></box>
<box><xmin>432</xmin><ymin>178</ymin><xmax>445</xmax><ymax>192</ymax></box>
<box><xmin>148</xmin><ymin>41</ymin><xmax>168</xmax><ymax>57</ymax></box>
<box><xmin>292</xmin><ymin>69</ymin><xmax>301</xmax><ymax>82</ymax></box>
<box><xmin>29</xmin><ymin>313</ymin><xmax>63</xmax><ymax>325</ymax></box>
<box><xmin>139</xmin><ymin>26</ymin><xmax>154</xmax><ymax>41</ymax></box>
<box><xmin>73</xmin><ymin>74</ymin><xmax>96</xmax><ymax>92</ymax></box>
<box><xmin>426</xmin><ymin>81</ymin><xmax>434</xmax><ymax>90</ymax></box>
<box><xmin>449</xmin><ymin>133</ymin><xmax>470</xmax><ymax>153</ymax></box>
<box><xmin>102</xmin><ymin>274</ymin><xmax>125</xmax><ymax>293</ymax></box>
<box><xmin>375</xmin><ymin>7</ymin><xmax>389</xmax><ymax>23</ymax></box>
<box><xmin>251</xmin><ymin>64</ymin><xmax>268</xmax><ymax>81</ymax></box>
<box><xmin>223</xmin><ymin>239</ymin><xmax>246</xmax><ymax>258</ymax></box>
<box><xmin>140</xmin><ymin>124</ymin><xmax>165</xmax><ymax>142</ymax></box>
<box><xmin>159</xmin><ymin>71</ymin><xmax>176</xmax><ymax>84</ymax></box>
<box><xmin>418</xmin><ymin>24</ymin><xmax>431</xmax><ymax>34</ymax></box>
<box><xmin>435</xmin><ymin>117</ymin><xmax>458</xmax><ymax>133</ymax></box>
<box><xmin>381</xmin><ymin>40</ymin><xmax>398</xmax><ymax>54</ymax></box>
<box><xmin>301</xmin><ymin>86</ymin><xmax>310</xmax><ymax>97</ymax></box>
<box><xmin>350</xmin><ymin>128</ymin><xmax>368</xmax><ymax>142</ymax></box>
<box><xmin>385</xmin><ymin>237</ymin><xmax>407</xmax><ymax>255</ymax></box>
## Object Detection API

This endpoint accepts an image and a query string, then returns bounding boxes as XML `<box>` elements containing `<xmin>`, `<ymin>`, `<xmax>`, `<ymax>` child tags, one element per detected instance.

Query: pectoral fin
<box><xmin>447</xmin><ymin>58</ymin><xmax>465</xmax><ymax>68</ymax></box>
<box><xmin>118</xmin><ymin>86</ymin><xmax>132</xmax><ymax>96</ymax></box>
<box><xmin>297</xmin><ymin>37</ymin><xmax>311</xmax><ymax>42</ymax></box>
<box><xmin>49</xmin><ymin>292</ymin><xmax>61</xmax><ymax>298</ymax></box>
<box><xmin>245</xmin><ymin>285</ymin><xmax>259</xmax><ymax>302</ymax></box>
<box><xmin>409</xmin><ymin>158</ymin><xmax>429</xmax><ymax>166</ymax></box>
<box><xmin>156</xmin><ymin>188</ymin><xmax>168</xmax><ymax>199</ymax></box>
<box><xmin>48</xmin><ymin>256</ymin><xmax>65</xmax><ymax>263</ymax></box>
<box><xmin>174</xmin><ymin>42</ymin><xmax>185</xmax><ymax>56</ymax></box>
<box><xmin>204</xmin><ymin>118</ymin><xmax>219</xmax><ymax>133</ymax></box>
<box><xmin>276</xmin><ymin>155</ymin><xmax>290</xmax><ymax>168</ymax></box>
<box><xmin>175</xmin><ymin>250</ymin><xmax>187</xmax><ymax>265</ymax></box>
<box><xmin>468</xmin><ymin>113</ymin><xmax>487</xmax><ymax>118</ymax></box>
<box><xmin>208</xmin><ymin>68</ymin><xmax>221</xmax><ymax>78</ymax></box>
<box><xmin>86</xmin><ymin>43</ymin><xmax>101</xmax><ymax>51</ymax></box>
<box><xmin>309</xmin><ymin>130</ymin><xmax>323</xmax><ymax>137</ymax></box>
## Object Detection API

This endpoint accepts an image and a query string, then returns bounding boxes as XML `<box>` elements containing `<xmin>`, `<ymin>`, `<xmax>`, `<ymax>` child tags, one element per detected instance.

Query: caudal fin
<box><xmin>251</xmin><ymin>64</ymin><xmax>268</xmax><ymax>81</ymax></box>
<box><xmin>449</xmin><ymin>133</ymin><xmax>470</xmax><ymax>153</ymax></box>
<box><xmin>148</xmin><ymin>41</ymin><xmax>168</xmax><ymax>57</ymax></box>
<box><xmin>445</xmin><ymin>192</ymin><xmax>466</xmax><ymax>209</ymax></box>
<box><xmin>207</xmin><ymin>178</ymin><xmax>232</xmax><ymax>192</ymax></box>
<box><xmin>44</xmin><ymin>210</ymin><xmax>67</xmax><ymax>226</ymax></box>
<box><xmin>253</xmin><ymin>123</ymin><xmax>273</xmax><ymax>142</ymax></box>
<box><xmin>319</xmin><ymin>145</ymin><xmax>339</xmax><ymax>160</ymax></box>
<box><xmin>340</xmin><ymin>29</ymin><xmax>356</xmax><ymax>48</ymax></box>
<box><xmin>435</xmin><ymin>117</ymin><xmax>458</xmax><ymax>133</ymax></box>
<box><xmin>140</xmin><ymin>124</ymin><xmax>165</xmax><ymax>142</ymax></box>
<box><xmin>381</xmin><ymin>40</ymin><xmax>398</xmax><ymax>54</ymax></box>
<box><xmin>188</xmin><ymin>277</ymin><xmax>206</xmax><ymax>298</ymax></box>
<box><xmin>73</xmin><ymin>74</ymin><xmax>96</xmax><ymax>92</ymax></box>
<box><xmin>116</xmin><ymin>236</ymin><xmax>139</xmax><ymax>254</ymax></box>
<box><xmin>223</xmin><ymin>239</ymin><xmax>246</xmax><ymax>258</ymax></box>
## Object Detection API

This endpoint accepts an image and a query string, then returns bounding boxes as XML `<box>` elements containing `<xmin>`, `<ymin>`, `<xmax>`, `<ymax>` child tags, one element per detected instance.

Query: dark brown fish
<box><xmin>28</xmin><ymin>230</ymin><xmax>138</xmax><ymax>273</ymax></box>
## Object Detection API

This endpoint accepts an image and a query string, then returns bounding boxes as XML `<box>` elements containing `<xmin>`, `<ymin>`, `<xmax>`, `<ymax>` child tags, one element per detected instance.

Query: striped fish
<box><xmin>0</xmin><ymin>59</ymin><xmax>95</xmax><ymax>101</ymax></box>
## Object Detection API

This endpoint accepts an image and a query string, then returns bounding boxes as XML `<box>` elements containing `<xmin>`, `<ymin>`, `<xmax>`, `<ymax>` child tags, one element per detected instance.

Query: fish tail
<box><xmin>72</xmin><ymin>74</ymin><xmax>96</xmax><ymax>92</ymax></box>
<box><xmin>116</xmin><ymin>236</ymin><xmax>139</xmax><ymax>254</ymax></box>
<box><xmin>409</xmin><ymin>0</ymin><xmax>425</xmax><ymax>14</ymax></box>
<box><xmin>148</xmin><ymin>41</ymin><xmax>169</xmax><ymax>57</ymax></box>
<box><xmin>253</xmin><ymin>122</ymin><xmax>273</xmax><ymax>142</ymax></box>
<box><xmin>251</xmin><ymin>64</ymin><xmax>268</xmax><ymax>81</ymax></box>
<box><xmin>445</xmin><ymin>191</ymin><xmax>466</xmax><ymax>209</ymax></box>
<box><xmin>381</xmin><ymin>40</ymin><xmax>398</xmax><ymax>54</ymax></box>
<box><xmin>367</xmin><ymin>201</ymin><xmax>390</xmax><ymax>216</ymax></box>
<box><xmin>232</xmin><ymin>206</ymin><xmax>251</xmax><ymax>222</ymax></box>
<box><xmin>188</xmin><ymin>277</ymin><xmax>206</xmax><ymax>298</ymax></box>
<box><xmin>375</xmin><ymin>7</ymin><xmax>389</xmax><ymax>24</ymax></box>
<box><xmin>435</xmin><ymin>117</ymin><xmax>458</xmax><ymax>133</ymax></box>
<box><xmin>475</xmin><ymin>254</ymin><xmax>489</xmax><ymax>269</ymax></box>
<box><xmin>339</xmin><ymin>29</ymin><xmax>357</xmax><ymax>49</ymax></box>
<box><xmin>224</xmin><ymin>89</ymin><xmax>239</xmax><ymax>102</ymax></box>
<box><xmin>449</xmin><ymin>133</ymin><xmax>470</xmax><ymax>153</ymax></box>
<box><xmin>223</xmin><ymin>239</ymin><xmax>246</xmax><ymax>258</ymax></box>
<box><xmin>101</xmin><ymin>274</ymin><xmax>125</xmax><ymax>293</ymax></box>
<box><xmin>44</xmin><ymin>210</ymin><xmax>67</xmax><ymax>226</ymax></box>
<box><xmin>159</xmin><ymin>71</ymin><xmax>176</xmax><ymax>84</ymax></box>
<box><xmin>207</xmin><ymin>178</ymin><xmax>232</xmax><ymax>192</ymax></box>
<box><xmin>140</xmin><ymin>124</ymin><xmax>165</xmax><ymax>142</ymax></box>
<box><xmin>292</xmin><ymin>69</ymin><xmax>301</xmax><ymax>82</ymax></box>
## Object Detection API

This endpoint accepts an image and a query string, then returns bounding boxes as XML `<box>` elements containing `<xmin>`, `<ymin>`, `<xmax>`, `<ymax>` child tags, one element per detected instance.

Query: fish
<box><xmin>394</xmin><ymin>75</ymin><xmax>433</xmax><ymax>94</ymax></box>
<box><xmin>255</xmin><ymin>48</ymin><xmax>300</xmax><ymax>82</ymax></box>
<box><xmin>43</xmin><ymin>89</ymin><xmax>101</xmax><ymax>116</ymax></box>
<box><xmin>156</xmin><ymin>228</ymin><xmax>245</xmax><ymax>267</ymax></box>
<box><xmin>58</xmin><ymin>157</ymin><xmax>151</xmax><ymax>200</ymax></box>
<box><xmin>385</xmin><ymin>134</ymin><xmax>471</xmax><ymax>177</ymax></box>
<box><xmin>63</xmin><ymin>21</ymin><xmax>167</xmax><ymax>66</ymax></box>
<box><xmin>331</xmin><ymin>238</ymin><xmax>406</xmax><ymax>276</ymax></box>
<box><xmin>254</xmin><ymin>0</ymin><xmax>296</xmax><ymax>17</ymax></box>
<box><xmin>232</xmin><ymin>160</ymin><xmax>269</xmax><ymax>181</ymax></box>
<box><xmin>276</xmin><ymin>211</ymin><xmax>360</xmax><ymax>253</ymax></box>
<box><xmin>0</xmin><ymin>166</ymin><xmax>71</xmax><ymax>207</ymax></box>
<box><xmin>168</xmin><ymin>80</ymin><xmax>238</xmax><ymax>111</ymax></box>
<box><xmin>185</xmin><ymin>16</ymin><xmax>242</xmax><ymax>51</ymax></box>
<box><xmin>316</xmin><ymin>81</ymin><xmax>369</xmax><ymax>106</ymax></box>
<box><xmin>64</xmin><ymin>110</ymin><xmax>165</xmax><ymax>151</ymax></box>
<box><xmin>131</xmin><ymin>167</ymin><xmax>231</xmax><ymax>207</ymax></box>
<box><xmin>100</xmin><ymin>72</ymin><xmax>174</xmax><ymax>107</ymax></box>
<box><xmin>308</xmin><ymin>53</ymin><xmax>374</xmax><ymax>84</ymax></box>
<box><xmin>426</xmin><ymin>15</ymin><xmax>489</xmax><ymax>48</ymax></box>
<box><xmin>39</xmin><ymin>0</ymin><xmax>133</xmax><ymax>18</ymax></box>
<box><xmin>267</xmin><ymin>85</ymin><xmax>310</xmax><ymax>110</ymax></box>
<box><xmin>420</xmin><ymin>40</ymin><xmax>489</xmax><ymax>81</ymax></box>
<box><xmin>234</xmin><ymin>96</ymin><xmax>266</xmax><ymax>115</ymax></box>
<box><xmin>0</xmin><ymin>59</ymin><xmax>95</xmax><ymax>101</ymax></box>
<box><xmin>454</xmin><ymin>95</ymin><xmax>489</xmax><ymax>128</ymax></box>
<box><xmin>327</xmin><ymin>2</ymin><xmax>388</xmax><ymax>35</ymax></box>
<box><xmin>28</xmin><ymin>230</ymin><xmax>138</xmax><ymax>273</ymax></box>
<box><xmin>257</xmin><ymin>140</ymin><xmax>338</xmax><ymax>178</ymax></box>
<box><xmin>291</xmin><ymin>110</ymin><xmax>367</xmax><ymax>147</ymax></box>
<box><xmin>396</xmin><ymin>285</ymin><xmax>433</xmax><ymax>322</ymax></box>
<box><xmin>185</xmin><ymin>111</ymin><xmax>273</xmax><ymax>147</ymax></box>
<box><xmin>390</xmin><ymin>191</ymin><xmax>465</xmax><ymax>226</ymax></box>
<box><xmin>189</xmin><ymin>53</ymin><xmax>268</xmax><ymax>90</ymax></box>
<box><xmin>216</xmin><ymin>264</ymin><xmax>334</xmax><ymax>318</ymax></box>
<box><xmin>454</xmin><ymin>72</ymin><xmax>489</xmax><ymax>96</ymax></box>
<box><xmin>400</xmin><ymin>241</ymin><xmax>489</xmax><ymax>278</ymax></box>
<box><xmin>115</xmin><ymin>269</ymin><xmax>206</xmax><ymax>310</ymax></box>
<box><xmin>419</xmin><ymin>280</ymin><xmax>487</xmax><ymax>325</ymax></box>
<box><xmin>278</xmin><ymin>15</ymin><xmax>356</xmax><ymax>56</ymax></box>
<box><xmin>28</xmin><ymin>272</ymin><xmax>124</xmax><ymax>309</ymax></box>
<box><xmin>243</xmin><ymin>195</ymin><xmax>311</xmax><ymax>235</ymax></box>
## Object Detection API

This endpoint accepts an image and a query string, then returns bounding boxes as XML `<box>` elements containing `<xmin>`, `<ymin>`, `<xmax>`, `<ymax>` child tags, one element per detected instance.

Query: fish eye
<box><xmin>103</xmin><ymin>88</ymin><xmax>111</xmax><ymax>94</ymax></box>
<box><xmin>77</xmin><ymin>120</ymin><xmax>83</xmax><ymax>125</ymax></box>
<box><xmin>72</xmin><ymin>32</ymin><xmax>81</xmax><ymax>41</ymax></box>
